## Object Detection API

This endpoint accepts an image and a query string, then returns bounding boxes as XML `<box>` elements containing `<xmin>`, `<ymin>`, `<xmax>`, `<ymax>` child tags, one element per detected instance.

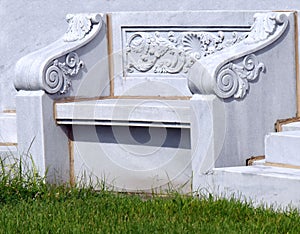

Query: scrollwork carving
<box><xmin>14</xmin><ymin>13</ymin><xmax>103</xmax><ymax>94</ymax></box>
<box><xmin>187</xmin><ymin>12</ymin><xmax>289</xmax><ymax>99</ymax></box>
<box><xmin>45</xmin><ymin>52</ymin><xmax>84</xmax><ymax>94</ymax></box>
<box><xmin>214</xmin><ymin>54</ymin><xmax>265</xmax><ymax>99</ymax></box>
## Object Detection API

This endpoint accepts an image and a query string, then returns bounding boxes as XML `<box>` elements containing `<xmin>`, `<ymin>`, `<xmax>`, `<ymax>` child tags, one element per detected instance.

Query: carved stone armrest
<box><xmin>187</xmin><ymin>12</ymin><xmax>289</xmax><ymax>99</ymax></box>
<box><xmin>14</xmin><ymin>13</ymin><xmax>103</xmax><ymax>94</ymax></box>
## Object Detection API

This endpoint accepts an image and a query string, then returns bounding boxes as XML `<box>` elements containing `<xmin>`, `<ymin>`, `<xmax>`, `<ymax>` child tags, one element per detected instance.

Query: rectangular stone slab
<box><xmin>265</xmin><ymin>131</ymin><xmax>300</xmax><ymax>166</ymax></box>
<box><xmin>195</xmin><ymin>165</ymin><xmax>300</xmax><ymax>209</ymax></box>
<box><xmin>55</xmin><ymin>98</ymin><xmax>191</xmax><ymax>126</ymax></box>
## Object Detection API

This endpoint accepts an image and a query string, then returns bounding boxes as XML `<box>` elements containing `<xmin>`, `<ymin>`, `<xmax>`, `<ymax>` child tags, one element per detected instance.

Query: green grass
<box><xmin>1</xmin><ymin>155</ymin><xmax>300</xmax><ymax>233</ymax></box>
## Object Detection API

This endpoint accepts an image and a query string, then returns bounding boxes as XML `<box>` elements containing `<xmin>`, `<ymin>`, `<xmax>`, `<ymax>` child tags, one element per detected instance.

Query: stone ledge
<box><xmin>265</xmin><ymin>131</ymin><xmax>300</xmax><ymax>166</ymax></box>
<box><xmin>55</xmin><ymin>98</ymin><xmax>191</xmax><ymax>126</ymax></box>
<box><xmin>195</xmin><ymin>165</ymin><xmax>300</xmax><ymax>210</ymax></box>
<box><xmin>282</xmin><ymin>121</ymin><xmax>300</xmax><ymax>131</ymax></box>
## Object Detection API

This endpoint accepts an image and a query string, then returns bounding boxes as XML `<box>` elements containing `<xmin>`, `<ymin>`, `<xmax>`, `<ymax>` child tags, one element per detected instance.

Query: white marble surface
<box><xmin>8</xmin><ymin>2</ymin><xmax>300</xmax><ymax>190</ymax></box>
<box><xmin>0</xmin><ymin>113</ymin><xmax>17</xmax><ymax>143</ymax></box>
<box><xmin>190</xmin><ymin>94</ymin><xmax>226</xmax><ymax>192</ymax></box>
<box><xmin>265</xmin><ymin>131</ymin><xmax>300</xmax><ymax>166</ymax></box>
<box><xmin>2</xmin><ymin>0</ymin><xmax>300</xmax><ymax>111</ymax></box>
<box><xmin>55</xmin><ymin>99</ymin><xmax>191</xmax><ymax>125</ymax></box>
<box><xmin>72</xmin><ymin>124</ymin><xmax>191</xmax><ymax>192</ymax></box>
<box><xmin>0</xmin><ymin>145</ymin><xmax>18</xmax><ymax>159</ymax></box>
<box><xmin>16</xmin><ymin>91</ymin><xmax>69</xmax><ymax>183</ymax></box>
<box><xmin>110</xmin><ymin>11</ymin><xmax>255</xmax><ymax>97</ymax></box>
<box><xmin>57</xmin><ymin>98</ymin><xmax>192</xmax><ymax>191</ymax></box>
<box><xmin>108</xmin><ymin>10</ymin><xmax>297</xmax><ymax>167</ymax></box>
<box><xmin>196</xmin><ymin>165</ymin><xmax>300</xmax><ymax>210</ymax></box>
<box><xmin>282</xmin><ymin>122</ymin><xmax>300</xmax><ymax>131</ymax></box>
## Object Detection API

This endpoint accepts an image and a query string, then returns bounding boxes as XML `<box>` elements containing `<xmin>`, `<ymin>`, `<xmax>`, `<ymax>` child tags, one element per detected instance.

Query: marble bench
<box><xmin>14</xmin><ymin>11</ymin><xmax>297</xmax><ymax>192</ymax></box>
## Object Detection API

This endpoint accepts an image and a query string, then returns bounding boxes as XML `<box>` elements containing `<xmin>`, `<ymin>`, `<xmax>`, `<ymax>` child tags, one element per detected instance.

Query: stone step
<box><xmin>195</xmin><ymin>165</ymin><xmax>300</xmax><ymax>210</ymax></box>
<box><xmin>282</xmin><ymin>121</ymin><xmax>300</xmax><ymax>131</ymax></box>
<box><xmin>0</xmin><ymin>145</ymin><xmax>18</xmax><ymax>160</ymax></box>
<box><xmin>265</xmin><ymin>131</ymin><xmax>300</xmax><ymax>166</ymax></box>
<box><xmin>0</xmin><ymin>113</ymin><xmax>17</xmax><ymax>143</ymax></box>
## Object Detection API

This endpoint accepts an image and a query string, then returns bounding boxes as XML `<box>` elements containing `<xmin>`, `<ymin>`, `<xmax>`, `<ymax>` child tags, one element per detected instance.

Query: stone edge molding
<box><xmin>188</xmin><ymin>12</ymin><xmax>289</xmax><ymax>99</ymax></box>
<box><xmin>14</xmin><ymin>13</ymin><xmax>103</xmax><ymax>94</ymax></box>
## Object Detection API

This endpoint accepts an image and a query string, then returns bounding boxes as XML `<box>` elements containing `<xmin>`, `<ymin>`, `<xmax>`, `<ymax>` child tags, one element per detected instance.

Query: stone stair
<box><xmin>265</xmin><ymin>131</ymin><xmax>300</xmax><ymax>167</ymax></box>
<box><xmin>0</xmin><ymin>112</ymin><xmax>18</xmax><ymax>159</ymax></box>
<box><xmin>195</xmin><ymin>121</ymin><xmax>300</xmax><ymax>210</ymax></box>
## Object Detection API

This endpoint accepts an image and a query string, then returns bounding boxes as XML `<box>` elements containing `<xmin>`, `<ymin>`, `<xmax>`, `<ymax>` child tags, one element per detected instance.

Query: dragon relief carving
<box><xmin>126</xmin><ymin>31</ymin><xmax>244</xmax><ymax>75</ymax></box>
<box><xmin>45</xmin><ymin>52</ymin><xmax>84</xmax><ymax>94</ymax></box>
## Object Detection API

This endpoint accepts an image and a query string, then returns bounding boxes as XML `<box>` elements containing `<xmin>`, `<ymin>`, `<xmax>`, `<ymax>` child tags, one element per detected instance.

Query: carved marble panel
<box><xmin>123</xmin><ymin>28</ymin><xmax>249</xmax><ymax>77</ymax></box>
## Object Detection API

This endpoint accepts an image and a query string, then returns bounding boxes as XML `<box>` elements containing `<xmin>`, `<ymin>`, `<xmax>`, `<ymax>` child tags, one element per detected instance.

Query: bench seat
<box><xmin>55</xmin><ymin>98</ymin><xmax>191</xmax><ymax>128</ymax></box>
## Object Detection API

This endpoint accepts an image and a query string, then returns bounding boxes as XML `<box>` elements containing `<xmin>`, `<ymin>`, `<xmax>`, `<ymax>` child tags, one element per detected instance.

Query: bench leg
<box><xmin>190</xmin><ymin>94</ymin><xmax>225</xmax><ymax>193</ymax></box>
<box><xmin>16</xmin><ymin>90</ymin><xmax>70</xmax><ymax>184</ymax></box>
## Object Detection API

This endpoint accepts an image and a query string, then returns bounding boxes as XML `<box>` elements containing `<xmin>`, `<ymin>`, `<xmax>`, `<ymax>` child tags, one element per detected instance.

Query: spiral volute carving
<box><xmin>45</xmin><ymin>63</ymin><xmax>64</xmax><ymax>94</ymax></box>
<box><xmin>215</xmin><ymin>64</ymin><xmax>239</xmax><ymax>98</ymax></box>
<box><xmin>44</xmin><ymin>52</ymin><xmax>84</xmax><ymax>94</ymax></box>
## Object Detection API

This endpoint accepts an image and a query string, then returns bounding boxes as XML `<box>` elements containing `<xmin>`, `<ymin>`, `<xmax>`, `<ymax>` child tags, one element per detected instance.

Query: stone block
<box><xmin>60</xmin><ymin>98</ymin><xmax>193</xmax><ymax>192</ymax></box>
<box><xmin>265</xmin><ymin>131</ymin><xmax>300</xmax><ymax>166</ymax></box>
<box><xmin>16</xmin><ymin>91</ymin><xmax>70</xmax><ymax>183</ymax></box>
<box><xmin>196</xmin><ymin>165</ymin><xmax>300</xmax><ymax>210</ymax></box>
<box><xmin>282</xmin><ymin>122</ymin><xmax>300</xmax><ymax>131</ymax></box>
<box><xmin>0</xmin><ymin>113</ymin><xmax>17</xmax><ymax>143</ymax></box>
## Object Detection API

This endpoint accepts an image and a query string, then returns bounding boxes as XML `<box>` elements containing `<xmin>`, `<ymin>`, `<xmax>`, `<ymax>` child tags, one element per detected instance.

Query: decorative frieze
<box><xmin>125</xmin><ymin>30</ymin><xmax>245</xmax><ymax>75</ymax></box>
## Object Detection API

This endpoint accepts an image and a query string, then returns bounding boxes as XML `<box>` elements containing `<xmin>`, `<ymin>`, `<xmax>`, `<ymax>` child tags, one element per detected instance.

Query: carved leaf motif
<box><xmin>64</xmin><ymin>14</ymin><xmax>92</xmax><ymax>42</ymax></box>
<box><xmin>244</xmin><ymin>13</ymin><xmax>280</xmax><ymax>44</ymax></box>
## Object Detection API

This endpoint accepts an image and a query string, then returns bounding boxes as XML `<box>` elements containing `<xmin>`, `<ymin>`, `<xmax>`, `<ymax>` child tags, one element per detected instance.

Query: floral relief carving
<box><xmin>126</xmin><ymin>31</ymin><xmax>244</xmax><ymax>75</ymax></box>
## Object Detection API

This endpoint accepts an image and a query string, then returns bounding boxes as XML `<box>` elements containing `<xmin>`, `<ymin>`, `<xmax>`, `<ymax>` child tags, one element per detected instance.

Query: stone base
<box><xmin>195</xmin><ymin>165</ymin><xmax>300</xmax><ymax>210</ymax></box>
